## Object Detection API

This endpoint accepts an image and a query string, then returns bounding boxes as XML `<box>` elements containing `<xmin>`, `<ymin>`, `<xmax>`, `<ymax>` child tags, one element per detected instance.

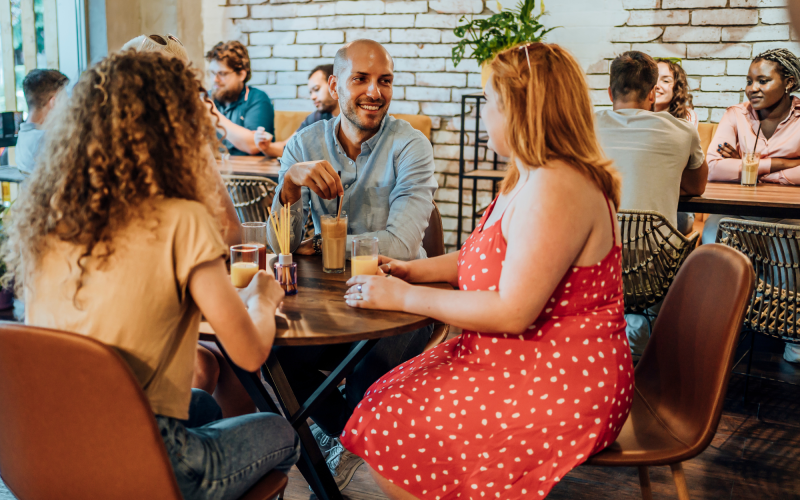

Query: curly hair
<box><xmin>206</xmin><ymin>40</ymin><xmax>251</xmax><ymax>83</ymax></box>
<box><xmin>655</xmin><ymin>58</ymin><xmax>694</xmax><ymax>121</ymax></box>
<box><xmin>1</xmin><ymin>50</ymin><xmax>224</xmax><ymax>297</ymax></box>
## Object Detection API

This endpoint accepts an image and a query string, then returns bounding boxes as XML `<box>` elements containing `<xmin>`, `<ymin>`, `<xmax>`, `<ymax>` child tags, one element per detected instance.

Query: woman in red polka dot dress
<box><xmin>342</xmin><ymin>43</ymin><xmax>633</xmax><ymax>500</ymax></box>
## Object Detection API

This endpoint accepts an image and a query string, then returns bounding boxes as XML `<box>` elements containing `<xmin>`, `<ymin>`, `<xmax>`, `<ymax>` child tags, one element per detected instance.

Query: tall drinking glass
<box><xmin>230</xmin><ymin>244</ymin><xmax>259</xmax><ymax>287</ymax></box>
<box><xmin>352</xmin><ymin>236</ymin><xmax>379</xmax><ymax>277</ymax></box>
<box><xmin>741</xmin><ymin>152</ymin><xmax>759</xmax><ymax>187</ymax></box>
<box><xmin>321</xmin><ymin>214</ymin><xmax>347</xmax><ymax>273</ymax></box>
<box><xmin>242</xmin><ymin>222</ymin><xmax>268</xmax><ymax>270</ymax></box>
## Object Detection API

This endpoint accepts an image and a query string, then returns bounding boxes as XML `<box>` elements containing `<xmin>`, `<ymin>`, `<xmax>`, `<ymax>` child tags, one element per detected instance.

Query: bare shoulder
<box><xmin>517</xmin><ymin>159</ymin><xmax>605</xmax><ymax>210</ymax></box>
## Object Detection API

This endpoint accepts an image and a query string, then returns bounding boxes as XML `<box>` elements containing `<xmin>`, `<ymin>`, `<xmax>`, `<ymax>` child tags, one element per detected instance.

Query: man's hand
<box><xmin>281</xmin><ymin>160</ymin><xmax>344</xmax><ymax>205</ymax></box>
<box><xmin>296</xmin><ymin>238</ymin><xmax>316</xmax><ymax>255</ymax></box>
<box><xmin>254</xmin><ymin>127</ymin><xmax>273</xmax><ymax>155</ymax></box>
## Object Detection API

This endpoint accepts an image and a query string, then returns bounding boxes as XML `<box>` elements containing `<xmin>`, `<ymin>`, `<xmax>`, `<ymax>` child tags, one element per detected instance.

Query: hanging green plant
<box><xmin>451</xmin><ymin>0</ymin><xmax>557</xmax><ymax>86</ymax></box>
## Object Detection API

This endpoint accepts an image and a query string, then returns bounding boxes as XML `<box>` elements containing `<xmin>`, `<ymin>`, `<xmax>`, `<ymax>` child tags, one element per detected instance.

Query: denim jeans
<box><xmin>156</xmin><ymin>389</ymin><xmax>300</xmax><ymax>500</ymax></box>
<box><xmin>270</xmin><ymin>324</ymin><xmax>433</xmax><ymax>437</ymax></box>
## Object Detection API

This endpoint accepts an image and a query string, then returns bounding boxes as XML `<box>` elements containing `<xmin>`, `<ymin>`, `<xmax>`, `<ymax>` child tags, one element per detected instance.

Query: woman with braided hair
<box><xmin>704</xmin><ymin>48</ymin><xmax>800</xmax><ymax>363</ymax></box>
<box><xmin>707</xmin><ymin>48</ymin><xmax>800</xmax><ymax>184</ymax></box>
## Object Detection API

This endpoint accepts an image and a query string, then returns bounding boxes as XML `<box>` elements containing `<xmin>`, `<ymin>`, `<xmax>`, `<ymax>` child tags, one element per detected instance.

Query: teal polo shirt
<box><xmin>215</xmin><ymin>85</ymin><xmax>275</xmax><ymax>156</ymax></box>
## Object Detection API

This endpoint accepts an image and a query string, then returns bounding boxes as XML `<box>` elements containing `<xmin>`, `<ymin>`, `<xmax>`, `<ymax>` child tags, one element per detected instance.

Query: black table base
<box><xmin>215</xmin><ymin>338</ymin><xmax>380</xmax><ymax>500</ymax></box>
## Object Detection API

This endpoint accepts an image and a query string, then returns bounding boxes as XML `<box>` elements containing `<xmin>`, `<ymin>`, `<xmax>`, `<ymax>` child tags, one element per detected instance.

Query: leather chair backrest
<box><xmin>698</xmin><ymin>122</ymin><xmax>719</xmax><ymax>157</ymax></box>
<box><xmin>422</xmin><ymin>202</ymin><xmax>445</xmax><ymax>258</ymax></box>
<box><xmin>392</xmin><ymin>114</ymin><xmax>432</xmax><ymax>140</ymax></box>
<box><xmin>0</xmin><ymin>323</ymin><xmax>183</xmax><ymax>500</ymax></box>
<box><xmin>274</xmin><ymin>111</ymin><xmax>309</xmax><ymax>142</ymax></box>
<box><xmin>635</xmin><ymin>244</ymin><xmax>754</xmax><ymax>451</ymax></box>
<box><xmin>275</xmin><ymin>111</ymin><xmax>433</xmax><ymax>142</ymax></box>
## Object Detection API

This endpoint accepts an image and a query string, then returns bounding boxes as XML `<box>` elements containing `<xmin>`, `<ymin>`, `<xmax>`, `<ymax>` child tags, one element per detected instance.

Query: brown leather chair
<box><xmin>0</xmin><ymin>323</ymin><xmax>288</xmax><ymax>500</ymax></box>
<box><xmin>421</xmin><ymin>203</ymin><xmax>450</xmax><ymax>351</ymax></box>
<box><xmin>585</xmin><ymin>244</ymin><xmax>754</xmax><ymax>500</ymax></box>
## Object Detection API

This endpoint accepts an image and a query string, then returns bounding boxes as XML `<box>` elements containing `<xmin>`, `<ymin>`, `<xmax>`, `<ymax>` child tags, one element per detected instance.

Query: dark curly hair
<box><xmin>206</xmin><ymin>40</ymin><xmax>251</xmax><ymax>83</ymax></box>
<box><xmin>1</xmin><ymin>50</ymin><xmax>224</xmax><ymax>297</ymax></box>
<box><xmin>655</xmin><ymin>58</ymin><xmax>694</xmax><ymax>121</ymax></box>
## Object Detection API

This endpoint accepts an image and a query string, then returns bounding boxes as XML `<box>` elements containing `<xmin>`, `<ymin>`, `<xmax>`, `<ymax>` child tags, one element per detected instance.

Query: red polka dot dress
<box><xmin>341</xmin><ymin>196</ymin><xmax>633</xmax><ymax>500</ymax></box>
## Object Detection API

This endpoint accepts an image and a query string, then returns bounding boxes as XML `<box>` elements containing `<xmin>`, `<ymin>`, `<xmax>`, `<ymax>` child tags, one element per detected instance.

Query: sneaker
<box><xmin>326</xmin><ymin>443</ymin><xmax>364</xmax><ymax>491</ymax></box>
<box><xmin>310</xmin><ymin>423</ymin><xmax>339</xmax><ymax>460</ymax></box>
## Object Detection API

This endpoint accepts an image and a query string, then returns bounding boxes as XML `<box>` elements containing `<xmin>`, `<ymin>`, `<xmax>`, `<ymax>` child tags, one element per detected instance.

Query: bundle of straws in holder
<box><xmin>269</xmin><ymin>203</ymin><xmax>298</xmax><ymax>295</ymax></box>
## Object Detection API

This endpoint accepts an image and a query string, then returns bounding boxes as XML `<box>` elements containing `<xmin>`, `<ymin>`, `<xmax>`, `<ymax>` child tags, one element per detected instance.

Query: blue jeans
<box><xmin>156</xmin><ymin>389</ymin><xmax>300</xmax><ymax>500</ymax></box>
<box><xmin>270</xmin><ymin>324</ymin><xmax>433</xmax><ymax>437</ymax></box>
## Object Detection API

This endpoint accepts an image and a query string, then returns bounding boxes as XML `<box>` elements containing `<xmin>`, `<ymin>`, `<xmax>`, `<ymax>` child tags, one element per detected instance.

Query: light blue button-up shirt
<box><xmin>268</xmin><ymin>114</ymin><xmax>437</xmax><ymax>260</ymax></box>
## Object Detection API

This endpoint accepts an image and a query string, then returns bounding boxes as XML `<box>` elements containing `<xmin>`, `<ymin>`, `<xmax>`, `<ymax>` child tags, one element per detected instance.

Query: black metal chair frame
<box><xmin>716</xmin><ymin>218</ymin><xmax>800</xmax><ymax>402</ymax></box>
<box><xmin>618</xmin><ymin>210</ymin><xmax>699</xmax><ymax>335</ymax></box>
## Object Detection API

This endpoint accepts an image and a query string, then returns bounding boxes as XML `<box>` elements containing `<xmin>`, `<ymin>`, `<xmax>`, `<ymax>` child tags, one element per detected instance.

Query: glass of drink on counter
<box><xmin>352</xmin><ymin>236</ymin><xmax>379</xmax><ymax>277</ymax></box>
<box><xmin>242</xmin><ymin>222</ymin><xmax>268</xmax><ymax>270</ymax></box>
<box><xmin>321</xmin><ymin>214</ymin><xmax>347</xmax><ymax>273</ymax></box>
<box><xmin>741</xmin><ymin>152</ymin><xmax>759</xmax><ymax>187</ymax></box>
<box><xmin>230</xmin><ymin>244</ymin><xmax>259</xmax><ymax>287</ymax></box>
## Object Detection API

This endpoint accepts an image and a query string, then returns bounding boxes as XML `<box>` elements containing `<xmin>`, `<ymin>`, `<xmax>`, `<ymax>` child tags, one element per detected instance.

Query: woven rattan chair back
<box><xmin>221</xmin><ymin>174</ymin><xmax>277</xmax><ymax>224</ymax></box>
<box><xmin>717</xmin><ymin>218</ymin><xmax>800</xmax><ymax>343</ymax></box>
<box><xmin>618</xmin><ymin>210</ymin><xmax>699</xmax><ymax>314</ymax></box>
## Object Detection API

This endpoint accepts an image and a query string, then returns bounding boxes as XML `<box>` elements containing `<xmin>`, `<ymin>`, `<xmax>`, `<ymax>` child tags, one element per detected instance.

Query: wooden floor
<box><xmin>283</xmin><ymin>333</ymin><xmax>800</xmax><ymax>500</ymax></box>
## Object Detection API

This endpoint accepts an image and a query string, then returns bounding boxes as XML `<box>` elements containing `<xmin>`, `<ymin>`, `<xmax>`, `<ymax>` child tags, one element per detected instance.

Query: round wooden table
<box><xmin>201</xmin><ymin>254</ymin><xmax>451</xmax><ymax>345</ymax></box>
<box><xmin>201</xmin><ymin>254</ymin><xmax>452</xmax><ymax>500</ymax></box>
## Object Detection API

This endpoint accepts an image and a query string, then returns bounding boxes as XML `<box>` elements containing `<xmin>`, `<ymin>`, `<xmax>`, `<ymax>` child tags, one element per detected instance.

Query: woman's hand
<box><xmin>716</xmin><ymin>142</ymin><xmax>741</xmax><ymax>159</ymax></box>
<box><xmin>378</xmin><ymin>255</ymin><xmax>412</xmax><ymax>282</ymax></box>
<box><xmin>344</xmin><ymin>272</ymin><xmax>411</xmax><ymax>311</ymax></box>
<box><xmin>237</xmin><ymin>270</ymin><xmax>284</xmax><ymax>309</ymax></box>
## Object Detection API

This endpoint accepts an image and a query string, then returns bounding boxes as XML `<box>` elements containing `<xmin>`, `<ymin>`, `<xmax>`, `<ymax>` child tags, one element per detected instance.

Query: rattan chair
<box><xmin>221</xmin><ymin>174</ymin><xmax>277</xmax><ymax>224</ymax></box>
<box><xmin>618</xmin><ymin>210</ymin><xmax>700</xmax><ymax>315</ymax></box>
<box><xmin>716</xmin><ymin>218</ymin><xmax>800</xmax><ymax>397</ymax></box>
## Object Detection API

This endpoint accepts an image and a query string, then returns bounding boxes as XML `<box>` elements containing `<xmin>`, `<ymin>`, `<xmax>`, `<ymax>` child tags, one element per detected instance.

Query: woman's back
<box><xmin>26</xmin><ymin>198</ymin><xmax>226</xmax><ymax>420</ymax></box>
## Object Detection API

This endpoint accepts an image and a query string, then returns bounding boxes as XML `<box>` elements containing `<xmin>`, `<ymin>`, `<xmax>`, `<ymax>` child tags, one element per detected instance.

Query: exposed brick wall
<box><xmin>217</xmin><ymin>0</ymin><xmax>793</xmax><ymax>249</ymax></box>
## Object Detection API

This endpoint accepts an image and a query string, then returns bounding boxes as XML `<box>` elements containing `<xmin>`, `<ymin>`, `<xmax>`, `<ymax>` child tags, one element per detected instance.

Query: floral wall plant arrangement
<box><xmin>451</xmin><ymin>0</ymin><xmax>557</xmax><ymax>87</ymax></box>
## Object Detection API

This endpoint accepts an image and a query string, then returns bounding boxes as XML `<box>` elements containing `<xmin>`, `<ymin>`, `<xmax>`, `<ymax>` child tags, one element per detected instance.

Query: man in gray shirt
<box><xmin>15</xmin><ymin>69</ymin><xmax>69</xmax><ymax>174</ymax></box>
<box><xmin>595</xmin><ymin>51</ymin><xmax>708</xmax><ymax>356</ymax></box>
<box><xmin>266</xmin><ymin>39</ymin><xmax>437</xmax><ymax>490</ymax></box>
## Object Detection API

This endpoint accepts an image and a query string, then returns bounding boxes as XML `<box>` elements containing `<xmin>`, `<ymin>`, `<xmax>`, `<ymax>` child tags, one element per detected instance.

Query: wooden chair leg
<box><xmin>638</xmin><ymin>466</ymin><xmax>654</xmax><ymax>500</ymax></box>
<box><xmin>670</xmin><ymin>462</ymin><xmax>691</xmax><ymax>500</ymax></box>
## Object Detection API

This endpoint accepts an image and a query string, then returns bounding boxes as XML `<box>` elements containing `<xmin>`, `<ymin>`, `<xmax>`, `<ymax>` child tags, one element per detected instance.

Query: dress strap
<box><xmin>603</xmin><ymin>193</ymin><xmax>616</xmax><ymax>241</ymax></box>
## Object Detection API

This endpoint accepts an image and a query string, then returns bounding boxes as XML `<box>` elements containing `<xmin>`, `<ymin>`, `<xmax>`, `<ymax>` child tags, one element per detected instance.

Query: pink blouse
<box><xmin>706</xmin><ymin>96</ymin><xmax>800</xmax><ymax>185</ymax></box>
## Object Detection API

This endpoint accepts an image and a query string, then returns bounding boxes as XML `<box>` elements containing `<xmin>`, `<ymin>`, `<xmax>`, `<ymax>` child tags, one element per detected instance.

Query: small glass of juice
<box><xmin>230</xmin><ymin>244</ymin><xmax>259</xmax><ymax>288</ymax></box>
<box><xmin>352</xmin><ymin>236</ymin><xmax>379</xmax><ymax>277</ymax></box>
<box><xmin>242</xmin><ymin>222</ymin><xmax>268</xmax><ymax>271</ymax></box>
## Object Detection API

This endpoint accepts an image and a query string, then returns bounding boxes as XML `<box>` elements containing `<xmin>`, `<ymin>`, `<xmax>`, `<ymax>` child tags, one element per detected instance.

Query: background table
<box><xmin>202</xmin><ymin>255</ymin><xmax>451</xmax><ymax>500</ymax></box>
<box><xmin>679</xmin><ymin>183</ymin><xmax>800</xmax><ymax>218</ymax></box>
<box><xmin>216</xmin><ymin>156</ymin><xmax>281</xmax><ymax>180</ymax></box>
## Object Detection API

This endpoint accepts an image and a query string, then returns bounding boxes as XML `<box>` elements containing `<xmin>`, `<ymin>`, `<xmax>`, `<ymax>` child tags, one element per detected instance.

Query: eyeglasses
<box><xmin>141</xmin><ymin>33</ymin><xmax>183</xmax><ymax>48</ymax></box>
<box><xmin>207</xmin><ymin>69</ymin><xmax>234</xmax><ymax>80</ymax></box>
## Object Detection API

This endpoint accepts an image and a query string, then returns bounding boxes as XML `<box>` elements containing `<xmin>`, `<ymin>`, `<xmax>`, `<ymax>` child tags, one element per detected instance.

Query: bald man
<box><xmin>266</xmin><ymin>39</ymin><xmax>437</xmax><ymax>491</ymax></box>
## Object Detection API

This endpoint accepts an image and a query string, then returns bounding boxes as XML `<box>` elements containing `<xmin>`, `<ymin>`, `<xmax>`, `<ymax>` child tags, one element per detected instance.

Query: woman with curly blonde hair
<box><xmin>2</xmin><ymin>51</ymin><xmax>298</xmax><ymax>500</ymax></box>
<box><xmin>654</xmin><ymin>58</ymin><xmax>698</xmax><ymax>126</ymax></box>
<box><xmin>338</xmin><ymin>43</ymin><xmax>631</xmax><ymax>500</ymax></box>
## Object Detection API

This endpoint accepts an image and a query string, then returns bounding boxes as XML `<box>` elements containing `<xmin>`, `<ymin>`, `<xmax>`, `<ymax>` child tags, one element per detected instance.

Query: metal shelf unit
<box><xmin>456</xmin><ymin>92</ymin><xmax>506</xmax><ymax>248</ymax></box>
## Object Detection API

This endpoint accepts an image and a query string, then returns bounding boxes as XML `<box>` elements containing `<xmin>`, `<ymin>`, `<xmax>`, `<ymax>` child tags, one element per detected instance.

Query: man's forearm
<box><xmin>218</xmin><ymin>115</ymin><xmax>260</xmax><ymax>155</ymax></box>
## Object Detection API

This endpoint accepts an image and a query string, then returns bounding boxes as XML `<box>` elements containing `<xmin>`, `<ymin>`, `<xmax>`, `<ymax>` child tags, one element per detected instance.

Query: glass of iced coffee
<box><xmin>321</xmin><ymin>214</ymin><xmax>347</xmax><ymax>273</ymax></box>
<box><xmin>352</xmin><ymin>236</ymin><xmax>379</xmax><ymax>277</ymax></box>
<box><xmin>741</xmin><ymin>152</ymin><xmax>759</xmax><ymax>187</ymax></box>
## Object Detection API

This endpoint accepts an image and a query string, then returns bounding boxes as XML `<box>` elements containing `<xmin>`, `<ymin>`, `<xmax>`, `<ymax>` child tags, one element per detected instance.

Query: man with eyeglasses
<box><xmin>206</xmin><ymin>41</ymin><xmax>275</xmax><ymax>156</ymax></box>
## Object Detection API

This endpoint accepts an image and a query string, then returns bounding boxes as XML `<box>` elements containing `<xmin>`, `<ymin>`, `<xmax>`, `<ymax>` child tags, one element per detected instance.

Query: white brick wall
<box><xmin>215</xmin><ymin>0</ymin><xmax>794</xmax><ymax>249</ymax></box>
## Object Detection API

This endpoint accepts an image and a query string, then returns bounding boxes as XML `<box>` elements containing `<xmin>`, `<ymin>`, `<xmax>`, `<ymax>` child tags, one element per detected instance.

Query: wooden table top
<box><xmin>678</xmin><ymin>182</ymin><xmax>800</xmax><ymax>218</ymax></box>
<box><xmin>217</xmin><ymin>156</ymin><xmax>281</xmax><ymax>179</ymax></box>
<box><xmin>200</xmin><ymin>254</ymin><xmax>452</xmax><ymax>346</ymax></box>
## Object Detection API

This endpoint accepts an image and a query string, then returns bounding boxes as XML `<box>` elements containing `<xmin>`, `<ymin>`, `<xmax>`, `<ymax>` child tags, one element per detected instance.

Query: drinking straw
<box><xmin>336</xmin><ymin>171</ymin><xmax>343</xmax><ymax>221</ymax></box>
<box><xmin>268</xmin><ymin>207</ymin><xmax>283</xmax><ymax>254</ymax></box>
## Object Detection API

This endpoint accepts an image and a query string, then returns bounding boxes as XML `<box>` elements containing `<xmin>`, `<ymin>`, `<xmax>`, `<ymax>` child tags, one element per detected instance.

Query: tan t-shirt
<box><xmin>25</xmin><ymin>198</ymin><xmax>227</xmax><ymax>420</ymax></box>
<box><xmin>595</xmin><ymin>108</ymin><xmax>705</xmax><ymax>228</ymax></box>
